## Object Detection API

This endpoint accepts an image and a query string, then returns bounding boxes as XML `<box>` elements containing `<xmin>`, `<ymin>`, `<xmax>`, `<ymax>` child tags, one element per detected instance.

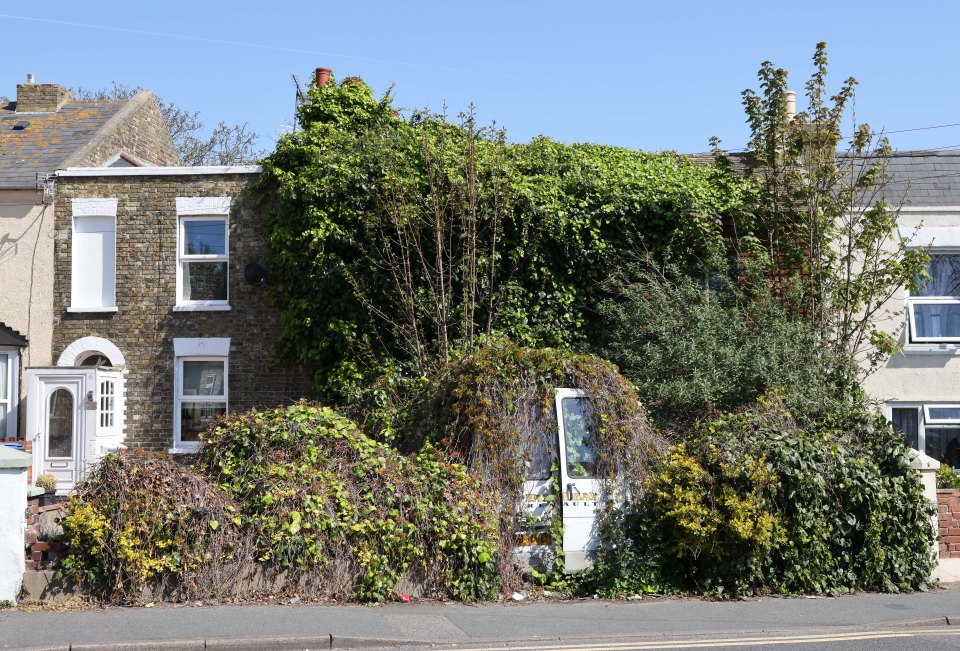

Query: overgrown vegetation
<box><xmin>60</xmin><ymin>45</ymin><xmax>940</xmax><ymax>604</ymax></box>
<box><xmin>411</xmin><ymin>338</ymin><xmax>664</xmax><ymax>587</ymax></box>
<box><xmin>938</xmin><ymin>464</ymin><xmax>960</xmax><ymax>489</ymax></box>
<box><xmin>718</xmin><ymin>42</ymin><xmax>928</xmax><ymax>380</ymax></box>
<box><xmin>599</xmin><ymin>262</ymin><xmax>844</xmax><ymax>433</ymax></box>
<box><xmin>60</xmin><ymin>404</ymin><xmax>499</xmax><ymax>604</ymax></box>
<box><xmin>582</xmin><ymin>395</ymin><xmax>936</xmax><ymax>597</ymax></box>
<box><xmin>255</xmin><ymin>75</ymin><xmax>751</xmax><ymax>420</ymax></box>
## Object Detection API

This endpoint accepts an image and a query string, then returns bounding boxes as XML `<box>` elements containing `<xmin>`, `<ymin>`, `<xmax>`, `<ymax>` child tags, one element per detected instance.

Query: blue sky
<box><xmin>2</xmin><ymin>2</ymin><xmax>959</xmax><ymax>155</ymax></box>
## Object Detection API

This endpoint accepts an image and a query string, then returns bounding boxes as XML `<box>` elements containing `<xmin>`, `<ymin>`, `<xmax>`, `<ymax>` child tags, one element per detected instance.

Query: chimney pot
<box><xmin>315</xmin><ymin>67</ymin><xmax>332</xmax><ymax>87</ymax></box>
<box><xmin>785</xmin><ymin>90</ymin><xmax>797</xmax><ymax>120</ymax></box>
<box><xmin>26</xmin><ymin>73</ymin><xmax>35</xmax><ymax>84</ymax></box>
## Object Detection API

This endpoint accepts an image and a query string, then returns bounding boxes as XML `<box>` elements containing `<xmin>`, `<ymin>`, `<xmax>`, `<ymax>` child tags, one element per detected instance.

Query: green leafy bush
<box><xmin>598</xmin><ymin>262</ymin><xmax>847</xmax><ymax>434</ymax></box>
<box><xmin>938</xmin><ymin>464</ymin><xmax>960</xmax><ymax>489</ymax></box>
<box><xmin>60</xmin><ymin>404</ymin><xmax>500</xmax><ymax>603</ymax></box>
<box><xmin>584</xmin><ymin>395</ymin><xmax>936</xmax><ymax>597</ymax></box>
<box><xmin>195</xmin><ymin>403</ymin><xmax>500</xmax><ymax>601</ymax></box>
<box><xmin>59</xmin><ymin>450</ymin><xmax>249</xmax><ymax>602</ymax></box>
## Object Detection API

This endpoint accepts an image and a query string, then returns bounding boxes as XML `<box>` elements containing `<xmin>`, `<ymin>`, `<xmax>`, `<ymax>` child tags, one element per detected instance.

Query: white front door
<box><xmin>556</xmin><ymin>388</ymin><xmax>601</xmax><ymax>572</ymax></box>
<box><xmin>27</xmin><ymin>370</ymin><xmax>95</xmax><ymax>493</ymax></box>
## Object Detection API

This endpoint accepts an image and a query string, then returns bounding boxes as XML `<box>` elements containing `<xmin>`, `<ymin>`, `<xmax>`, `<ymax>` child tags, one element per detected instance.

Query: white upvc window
<box><xmin>175</xmin><ymin>197</ymin><xmax>231</xmax><ymax>311</ymax></box>
<box><xmin>888</xmin><ymin>402</ymin><xmax>960</xmax><ymax>468</ymax></box>
<box><xmin>0</xmin><ymin>349</ymin><xmax>19</xmax><ymax>438</ymax></box>
<box><xmin>907</xmin><ymin>253</ymin><xmax>960</xmax><ymax>343</ymax></box>
<box><xmin>69</xmin><ymin>198</ymin><xmax>118</xmax><ymax>312</ymax></box>
<box><xmin>172</xmin><ymin>337</ymin><xmax>230</xmax><ymax>450</ymax></box>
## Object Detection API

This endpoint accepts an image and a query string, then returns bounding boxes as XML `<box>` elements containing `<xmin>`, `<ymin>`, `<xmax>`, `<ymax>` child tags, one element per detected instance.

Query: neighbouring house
<box><xmin>0</xmin><ymin>75</ymin><xmax>178</xmax><ymax>444</ymax></box>
<box><xmin>33</xmin><ymin>166</ymin><xmax>313</xmax><ymax>490</ymax></box>
<box><xmin>864</xmin><ymin>151</ymin><xmax>960</xmax><ymax>470</ymax></box>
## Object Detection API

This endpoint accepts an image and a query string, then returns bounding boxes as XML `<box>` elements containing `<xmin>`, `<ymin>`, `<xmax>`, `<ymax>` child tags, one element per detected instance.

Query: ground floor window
<box><xmin>0</xmin><ymin>349</ymin><xmax>19</xmax><ymax>438</ymax></box>
<box><xmin>889</xmin><ymin>403</ymin><xmax>960</xmax><ymax>468</ymax></box>
<box><xmin>174</xmin><ymin>356</ymin><xmax>227</xmax><ymax>448</ymax></box>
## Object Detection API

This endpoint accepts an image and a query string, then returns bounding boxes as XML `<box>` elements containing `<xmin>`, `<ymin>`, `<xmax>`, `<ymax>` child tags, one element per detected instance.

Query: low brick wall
<box><xmin>25</xmin><ymin>495</ymin><xmax>66</xmax><ymax>571</ymax></box>
<box><xmin>938</xmin><ymin>489</ymin><xmax>960</xmax><ymax>559</ymax></box>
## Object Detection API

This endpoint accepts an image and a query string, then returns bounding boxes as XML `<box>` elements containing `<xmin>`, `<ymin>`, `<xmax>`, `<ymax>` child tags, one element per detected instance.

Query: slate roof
<box><xmin>882</xmin><ymin>151</ymin><xmax>960</xmax><ymax>207</ymax></box>
<box><xmin>689</xmin><ymin>149</ymin><xmax>960</xmax><ymax>207</ymax></box>
<box><xmin>0</xmin><ymin>322</ymin><xmax>27</xmax><ymax>347</ymax></box>
<box><xmin>0</xmin><ymin>98</ymin><xmax>127</xmax><ymax>189</ymax></box>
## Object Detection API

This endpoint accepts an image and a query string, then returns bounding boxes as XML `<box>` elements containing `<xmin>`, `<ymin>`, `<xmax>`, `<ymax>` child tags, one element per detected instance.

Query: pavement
<box><xmin>0</xmin><ymin>585</ymin><xmax>958</xmax><ymax>650</ymax></box>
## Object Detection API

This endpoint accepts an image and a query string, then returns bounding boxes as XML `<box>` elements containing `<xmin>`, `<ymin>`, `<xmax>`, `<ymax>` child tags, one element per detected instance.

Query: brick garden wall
<box><xmin>52</xmin><ymin>172</ymin><xmax>315</xmax><ymax>451</ymax></box>
<box><xmin>938</xmin><ymin>489</ymin><xmax>960</xmax><ymax>559</ymax></box>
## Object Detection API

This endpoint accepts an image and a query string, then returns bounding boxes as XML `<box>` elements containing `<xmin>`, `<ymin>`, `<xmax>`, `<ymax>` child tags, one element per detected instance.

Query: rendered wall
<box><xmin>862</xmin><ymin>207</ymin><xmax>960</xmax><ymax>403</ymax></box>
<box><xmin>0</xmin><ymin>191</ymin><xmax>54</xmax><ymax>369</ymax></box>
<box><xmin>0</xmin><ymin>466</ymin><xmax>27</xmax><ymax>602</ymax></box>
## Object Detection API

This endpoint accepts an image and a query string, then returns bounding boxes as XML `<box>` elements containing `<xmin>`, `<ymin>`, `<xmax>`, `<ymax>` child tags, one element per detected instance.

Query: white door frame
<box><xmin>26</xmin><ymin>368</ymin><xmax>96</xmax><ymax>493</ymax></box>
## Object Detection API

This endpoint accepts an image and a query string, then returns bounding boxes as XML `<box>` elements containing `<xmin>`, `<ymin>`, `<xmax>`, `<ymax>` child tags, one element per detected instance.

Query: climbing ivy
<box><xmin>59</xmin><ymin>404</ymin><xmax>500</xmax><ymax>604</ymax></box>
<box><xmin>255</xmin><ymin>75</ymin><xmax>753</xmax><ymax>415</ymax></box>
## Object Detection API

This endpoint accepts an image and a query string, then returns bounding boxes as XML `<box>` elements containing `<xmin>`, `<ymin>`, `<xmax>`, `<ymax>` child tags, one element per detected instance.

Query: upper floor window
<box><xmin>908</xmin><ymin>254</ymin><xmax>960</xmax><ymax>343</ymax></box>
<box><xmin>69</xmin><ymin>198</ymin><xmax>117</xmax><ymax>313</ymax></box>
<box><xmin>174</xmin><ymin>197</ymin><xmax>231</xmax><ymax>311</ymax></box>
<box><xmin>177</xmin><ymin>217</ymin><xmax>229</xmax><ymax>306</ymax></box>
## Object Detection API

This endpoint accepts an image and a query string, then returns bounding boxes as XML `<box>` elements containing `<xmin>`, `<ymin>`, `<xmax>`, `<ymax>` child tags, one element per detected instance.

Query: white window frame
<box><xmin>923</xmin><ymin>404</ymin><xmax>960</xmax><ymax>425</ymax></box>
<box><xmin>68</xmin><ymin>198</ymin><xmax>118</xmax><ymax>313</ymax></box>
<box><xmin>174</xmin><ymin>197</ymin><xmax>231</xmax><ymax>311</ymax></box>
<box><xmin>903</xmin><ymin>245</ymin><xmax>960</xmax><ymax>344</ymax></box>
<box><xmin>170</xmin><ymin>337</ymin><xmax>230</xmax><ymax>454</ymax></box>
<box><xmin>176</xmin><ymin>215</ymin><xmax>230</xmax><ymax>310</ymax></box>
<box><xmin>906</xmin><ymin>297</ymin><xmax>960</xmax><ymax>343</ymax></box>
<box><xmin>0</xmin><ymin>348</ymin><xmax>19</xmax><ymax>438</ymax></box>
<box><xmin>887</xmin><ymin>402</ymin><xmax>960</xmax><ymax>464</ymax></box>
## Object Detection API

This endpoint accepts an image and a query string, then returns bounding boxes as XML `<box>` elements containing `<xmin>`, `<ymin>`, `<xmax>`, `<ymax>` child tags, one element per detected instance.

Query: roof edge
<box><xmin>56</xmin><ymin>165</ymin><xmax>262</xmax><ymax>177</ymax></box>
<box><xmin>60</xmin><ymin>90</ymin><xmax>156</xmax><ymax>168</ymax></box>
<box><xmin>0</xmin><ymin>321</ymin><xmax>28</xmax><ymax>347</ymax></box>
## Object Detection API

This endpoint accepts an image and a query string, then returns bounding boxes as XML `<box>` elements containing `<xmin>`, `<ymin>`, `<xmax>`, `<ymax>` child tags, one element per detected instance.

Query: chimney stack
<box><xmin>16</xmin><ymin>75</ymin><xmax>74</xmax><ymax>113</ymax></box>
<box><xmin>785</xmin><ymin>90</ymin><xmax>797</xmax><ymax>120</ymax></box>
<box><xmin>315</xmin><ymin>67</ymin><xmax>332</xmax><ymax>87</ymax></box>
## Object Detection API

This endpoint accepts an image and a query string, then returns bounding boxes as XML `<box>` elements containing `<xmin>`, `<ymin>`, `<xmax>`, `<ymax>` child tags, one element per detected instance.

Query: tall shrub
<box><xmin>585</xmin><ymin>395</ymin><xmax>937</xmax><ymax>597</ymax></box>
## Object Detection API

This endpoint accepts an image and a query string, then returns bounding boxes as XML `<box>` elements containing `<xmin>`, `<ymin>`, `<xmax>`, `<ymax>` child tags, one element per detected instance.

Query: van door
<box><xmin>514</xmin><ymin>401</ymin><xmax>558</xmax><ymax>573</ymax></box>
<box><xmin>555</xmin><ymin>388</ymin><xmax>600</xmax><ymax>572</ymax></box>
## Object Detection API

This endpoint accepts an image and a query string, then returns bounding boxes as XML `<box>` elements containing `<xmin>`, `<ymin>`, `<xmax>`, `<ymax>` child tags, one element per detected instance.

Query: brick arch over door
<box><xmin>57</xmin><ymin>336</ymin><xmax>126</xmax><ymax>368</ymax></box>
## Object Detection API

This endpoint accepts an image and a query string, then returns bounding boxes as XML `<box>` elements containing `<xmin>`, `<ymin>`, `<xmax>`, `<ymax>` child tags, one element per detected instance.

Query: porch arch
<box><xmin>57</xmin><ymin>336</ymin><xmax>126</xmax><ymax>368</ymax></box>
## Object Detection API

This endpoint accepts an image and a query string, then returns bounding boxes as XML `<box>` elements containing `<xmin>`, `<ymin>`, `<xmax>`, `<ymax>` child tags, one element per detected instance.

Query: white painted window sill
<box><xmin>172</xmin><ymin>304</ymin><xmax>232</xmax><ymax>312</ymax></box>
<box><xmin>67</xmin><ymin>306</ymin><xmax>118</xmax><ymax>313</ymax></box>
<box><xmin>901</xmin><ymin>344</ymin><xmax>960</xmax><ymax>355</ymax></box>
<box><xmin>167</xmin><ymin>447</ymin><xmax>200</xmax><ymax>454</ymax></box>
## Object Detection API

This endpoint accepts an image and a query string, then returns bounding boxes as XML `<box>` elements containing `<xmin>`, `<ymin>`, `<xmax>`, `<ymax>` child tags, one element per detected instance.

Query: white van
<box><xmin>514</xmin><ymin>388</ymin><xmax>602</xmax><ymax>573</ymax></box>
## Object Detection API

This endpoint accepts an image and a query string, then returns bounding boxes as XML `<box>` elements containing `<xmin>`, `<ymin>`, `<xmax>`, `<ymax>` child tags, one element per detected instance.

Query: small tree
<box><xmin>724</xmin><ymin>43</ymin><xmax>928</xmax><ymax>382</ymax></box>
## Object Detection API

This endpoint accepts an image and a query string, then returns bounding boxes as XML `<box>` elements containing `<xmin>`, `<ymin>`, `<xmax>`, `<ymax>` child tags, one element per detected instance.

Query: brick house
<box><xmin>27</xmin><ymin>166</ymin><xmax>312</xmax><ymax>489</ymax></box>
<box><xmin>0</xmin><ymin>75</ymin><xmax>177</xmax><ymax>444</ymax></box>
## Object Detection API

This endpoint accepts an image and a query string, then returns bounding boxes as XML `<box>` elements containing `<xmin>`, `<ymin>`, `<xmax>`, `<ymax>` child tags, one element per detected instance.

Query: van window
<box><xmin>561</xmin><ymin>397</ymin><xmax>596</xmax><ymax>478</ymax></box>
<box><xmin>523</xmin><ymin>402</ymin><xmax>556</xmax><ymax>480</ymax></box>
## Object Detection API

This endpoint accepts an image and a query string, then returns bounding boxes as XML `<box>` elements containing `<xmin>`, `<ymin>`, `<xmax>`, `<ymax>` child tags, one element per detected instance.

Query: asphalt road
<box><xmin>0</xmin><ymin>585</ymin><xmax>957</xmax><ymax>650</ymax></box>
